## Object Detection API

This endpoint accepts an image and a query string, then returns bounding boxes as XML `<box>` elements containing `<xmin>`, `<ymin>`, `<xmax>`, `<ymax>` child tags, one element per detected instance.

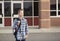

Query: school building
<box><xmin>0</xmin><ymin>0</ymin><xmax>60</xmax><ymax>28</ymax></box>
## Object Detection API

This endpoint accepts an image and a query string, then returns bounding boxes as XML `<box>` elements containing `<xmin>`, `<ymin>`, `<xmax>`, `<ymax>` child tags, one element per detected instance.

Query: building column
<box><xmin>39</xmin><ymin>0</ymin><xmax>50</xmax><ymax>28</ymax></box>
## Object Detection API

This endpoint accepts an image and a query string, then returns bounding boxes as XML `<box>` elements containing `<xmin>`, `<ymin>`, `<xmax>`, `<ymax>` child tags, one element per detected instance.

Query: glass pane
<box><xmin>25</xmin><ymin>18</ymin><xmax>32</xmax><ymax>26</ymax></box>
<box><xmin>34</xmin><ymin>2</ymin><xmax>38</xmax><ymax>16</ymax></box>
<box><xmin>4</xmin><ymin>0</ymin><xmax>11</xmax><ymax>1</ymax></box>
<box><xmin>58</xmin><ymin>12</ymin><xmax>60</xmax><ymax>15</ymax></box>
<box><xmin>50</xmin><ymin>11</ymin><xmax>56</xmax><ymax>16</ymax></box>
<box><xmin>50</xmin><ymin>0</ymin><xmax>56</xmax><ymax>10</ymax></box>
<box><xmin>58</xmin><ymin>0</ymin><xmax>60</xmax><ymax>10</ymax></box>
<box><xmin>13</xmin><ymin>0</ymin><xmax>23</xmax><ymax>1</ymax></box>
<box><xmin>34</xmin><ymin>17</ymin><xmax>39</xmax><ymax>26</ymax></box>
<box><xmin>0</xmin><ymin>18</ymin><xmax>2</xmax><ymax>24</ymax></box>
<box><xmin>13</xmin><ymin>3</ymin><xmax>21</xmax><ymax>15</ymax></box>
<box><xmin>4</xmin><ymin>2</ymin><xmax>11</xmax><ymax>17</ymax></box>
<box><xmin>0</xmin><ymin>3</ymin><xmax>2</xmax><ymax>15</ymax></box>
<box><xmin>24</xmin><ymin>2</ymin><xmax>32</xmax><ymax>16</ymax></box>
<box><xmin>24</xmin><ymin>0</ymin><xmax>32</xmax><ymax>1</ymax></box>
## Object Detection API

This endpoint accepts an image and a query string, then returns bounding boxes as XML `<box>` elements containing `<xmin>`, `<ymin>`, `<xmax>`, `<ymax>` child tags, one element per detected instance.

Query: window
<box><xmin>0</xmin><ymin>18</ymin><xmax>2</xmax><ymax>24</ymax></box>
<box><xmin>24</xmin><ymin>2</ymin><xmax>32</xmax><ymax>16</ymax></box>
<box><xmin>58</xmin><ymin>0</ymin><xmax>60</xmax><ymax>16</ymax></box>
<box><xmin>4</xmin><ymin>2</ymin><xmax>11</xmax><ymax>17</ymax></box>
<box><xmin>50</xmin><ymin>11</ymin><xmax>56</xmax><ymax>16</ymax></box>
<box><xmin>0</xmin><ymin>3</ymin><xmax>2</xmax><ymax>15</ymax></box>
<box><xmin>50</xmin><ymin>0</ymin><xmax>60</xmax><ymax>16</ymax></box>
<box><xmin>13</xmin><ymin>3</ymin><xmax>21</xmax><ymax>15</ymax></box>
<box><xmin>58</xmin><ymin>0</ymin><xmax>60</xmax><ymax>10</ymax></box>
<box><xmin>24</xmin><ymin>0</ymin><xmax>39</xmax><ymax>26</ymax></box>
<box><xmin>50</xmin><ymin>4</ymin><xmax>56</xmax><ymax>10</ymax></box>
<box><xmin>34</xmin><ymin>2</ymin><xmax>38</xmax><ymax>16</ymax></box>
<box><xmin>50</xmin><ymin>0</ymin><xmax>56</xmax><ymax>10</ymax></box>
<box><xmin>58</xmin><ymin>12</ymin><xmax>60</xmax><ymax>15</ymax></box>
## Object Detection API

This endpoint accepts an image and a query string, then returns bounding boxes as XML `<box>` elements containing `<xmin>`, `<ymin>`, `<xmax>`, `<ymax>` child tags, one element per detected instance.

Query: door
<box><xmin>0</xmin><ymin>2</ymin><xmax>4</xmax><ymax>27</ymax></box>
<box><xmin>11</xmin><ymin>1</ymin><xmax>23</xmax><ymax>26</ymax></box>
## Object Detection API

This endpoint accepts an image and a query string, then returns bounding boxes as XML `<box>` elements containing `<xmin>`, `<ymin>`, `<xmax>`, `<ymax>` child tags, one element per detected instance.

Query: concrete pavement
<box><xmin>0</xmin><ymin>33</ymin><xmax>60</xmax><ymax>41</ymax></box>
<box><xmin>0</xmin><ymin>27</ymin><xmax>60</xmax><ymax>41</ymax></box>
<box><xmin>0</xmin><ymin>27</ymin><xmax>60</xmax><ymax>33</ymax></box>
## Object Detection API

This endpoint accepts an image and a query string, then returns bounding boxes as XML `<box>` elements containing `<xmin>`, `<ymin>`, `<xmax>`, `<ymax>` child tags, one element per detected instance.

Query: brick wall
<box><xmin>4</xmin><ymin>18</ymin><xmax>11</xmax><ymax>26</ymax></box>
<box><xmin>51</xmin><ymin>18</ymin><xmax>60</xmax><ymax>26</ymax></box>
<box><xmin>39</xmin><ymin>0</ymin><xmax>50</xmax><ymax>28</ymax></box>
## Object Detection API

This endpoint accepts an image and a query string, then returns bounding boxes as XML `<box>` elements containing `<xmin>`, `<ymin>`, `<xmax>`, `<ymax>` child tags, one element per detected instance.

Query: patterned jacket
<box><xmin>13</xmin><ymin>17</ymin><xmax>28</xmax><ymax>40</ymax></box>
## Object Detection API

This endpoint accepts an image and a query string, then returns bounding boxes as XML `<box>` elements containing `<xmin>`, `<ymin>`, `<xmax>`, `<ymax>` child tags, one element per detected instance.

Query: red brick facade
<box><xmin>39</xmin><ymin>0</ymin><xmax>50</xmax><ymax>28</ymax></box>
<box><xmin>51</xmin><ymin>18</ymin><xmax>60</xmax><ymax>26</ymax></box>
<box><xmin>4</xmin><ymin>18</ymin><xmax>11</xmax><ymax>26</ymax></box>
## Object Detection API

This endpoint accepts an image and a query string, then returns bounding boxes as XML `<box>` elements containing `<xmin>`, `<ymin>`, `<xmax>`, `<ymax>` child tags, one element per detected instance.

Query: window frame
<box><xmin>23</xmin><ymin>1</ymin><xmax>39</xmax><ymax>27</ymax></box>
<box><xmin>50</xmin><ymin>0</ymin><xmax>60</xmax><ymax>17</ymax></box>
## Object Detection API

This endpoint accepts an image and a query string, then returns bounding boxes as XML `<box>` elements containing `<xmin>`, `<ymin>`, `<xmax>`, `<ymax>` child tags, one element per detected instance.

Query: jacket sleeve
<box><xmin>13</xmin><ymin>19</ymin><xmax>18</xmax><ymax>32</ymax></box>
<box><xmin>25</xmin><ymin>19</ymin><xmax>29</xmax><ymax>35</ymax></box>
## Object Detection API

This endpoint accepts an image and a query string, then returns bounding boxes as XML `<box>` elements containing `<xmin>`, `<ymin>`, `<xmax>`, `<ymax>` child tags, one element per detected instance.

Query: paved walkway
<box><xmin>0</xmin><ymin>33</ymin><xmax>60</xmax><ymax>41</ymax></box>
<box><xmin>0</xmin><ymin>27</ymin><xmax>60</xmax><ymax>41</ymax></box>
<box><xmin>0</xmin><ymin>27</ymin><xmax>60</xmax><ymax>33</ymax></box>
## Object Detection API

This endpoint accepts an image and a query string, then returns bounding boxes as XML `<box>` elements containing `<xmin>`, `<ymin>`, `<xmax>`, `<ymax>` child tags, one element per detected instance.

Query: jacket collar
<box><xmin>18</xmin><ymin>16</ymin><xmax>24</xmax><ymax>20</ymax></box>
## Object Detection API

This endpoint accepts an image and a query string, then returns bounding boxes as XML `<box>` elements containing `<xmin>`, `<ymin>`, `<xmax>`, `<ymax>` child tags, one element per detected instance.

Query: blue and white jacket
<box><xmin>13</xmin><ymin>17</ymin><xmax>28</xmax><ymax>40</ymax></box>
